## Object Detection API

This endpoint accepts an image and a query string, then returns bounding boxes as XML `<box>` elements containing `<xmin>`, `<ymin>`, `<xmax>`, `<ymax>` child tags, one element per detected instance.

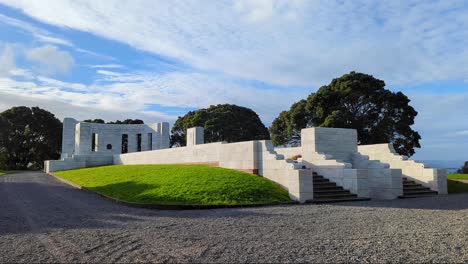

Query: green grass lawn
<box><xmin>447</xmin><ymin>174</ymin><xmax>468</xmax><ymax>193</ymax></box>
<box><xmin>447</xmin><ymin>173</ymin><xmax>468</xmax><ymax>179</ymax></box>
<box><xmin>54</xmin><ymin>165</ymin><xmax>291</xmax><ymax>206</ymax></box>
<box><xmin>0</xmin><ymin>170</ymin><xmax>16</xmax><ymax>176</ymax></box>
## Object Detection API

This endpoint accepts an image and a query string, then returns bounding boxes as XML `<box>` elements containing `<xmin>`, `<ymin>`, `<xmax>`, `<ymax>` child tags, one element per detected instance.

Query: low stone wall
<box><xmin>358</xmin><ymin>144</ymin><xmax>447</xmax><ymax>194</ymax></box>
<box><xmin>44</xmin><ymin>155</ymin><xmax>114</xmax><ymax>173</ymax></box>
<box><xmin>114</xmin><ymin>141</ymin><xmax>258</xmax><ymax>174</ymax></box>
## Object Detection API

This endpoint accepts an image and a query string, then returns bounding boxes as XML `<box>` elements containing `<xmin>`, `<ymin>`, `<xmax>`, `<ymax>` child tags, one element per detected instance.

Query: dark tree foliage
<box><xmin>270</xmin><ymin>100</ymin><xmax>309</xmax><ymax>147</ymax></box>
<box><xmin>108</xmin><ymin>119</ymin><xmax>144</xmax><ymax>124</ymax></box>
<box><xmin>83</xmin><ymin>119</ymin><xmax>105</xmax><ymax>123</ymax></box>
<box><xmin>0</xmin><ymin>106</ymin><xmax>62</xmax><ymax>170</ymax></box>
<box><xmin>270</xmin><ymin>72</ymin><xmax>421</xmax><ymax>157</ymax></box>
<box><xmin>171</xmin><ymin>104</ymin><xmax>270</xmax><ymax>147</ymax></box>
<box><xmin>83</xmin><ymin>119</ymin><xmax>144</xmax><ymax>124</ymax></box>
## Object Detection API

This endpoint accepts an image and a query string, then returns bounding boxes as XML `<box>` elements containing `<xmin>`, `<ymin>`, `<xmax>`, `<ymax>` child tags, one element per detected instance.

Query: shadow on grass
<box><xmin>89</xmin><ymin>181</ymin><xmax>162</xmax><ymax>204</ymax></box>
<box><xmin>448</xmin><ymin>179</ymin><xmax>468</xmax><ymax>194</ymax></box>
<box><xmin>88</xmin><ymin>181</ymin><xmax>290</xmax><ymax>207</ymax></box>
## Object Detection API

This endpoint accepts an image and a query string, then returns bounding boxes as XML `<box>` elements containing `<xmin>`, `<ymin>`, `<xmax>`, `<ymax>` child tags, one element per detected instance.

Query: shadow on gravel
<box><xmin>0</xmin><ymin>178</ymin><xmax>286</xmax><ymax>235</ymax></box>
<box><xmin>326</xmin><ymin>193</ymin><xmax>468</xmax><ymax>211</ymax></box>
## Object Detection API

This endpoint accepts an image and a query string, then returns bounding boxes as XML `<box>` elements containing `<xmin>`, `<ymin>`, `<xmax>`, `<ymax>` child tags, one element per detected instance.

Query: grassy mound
<box><xmin>54</xmin><ymin>165</ymin><xmax>291</xmax><ymax>206</ymax></box>
<box><xmin>447</xmin><ymin>174</ymin><xmax>468</xmax><ymax>193</ymax></box>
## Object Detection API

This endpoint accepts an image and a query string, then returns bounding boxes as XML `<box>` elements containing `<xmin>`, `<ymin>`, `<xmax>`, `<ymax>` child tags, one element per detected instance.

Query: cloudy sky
<box><xmin>0</xmin><ymin>0</ymin><xmax>467</xmax><ymax>161</ymax></box>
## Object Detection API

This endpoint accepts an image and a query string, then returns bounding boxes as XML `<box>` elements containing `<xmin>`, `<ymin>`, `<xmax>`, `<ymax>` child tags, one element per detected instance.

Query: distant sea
<box><xmin>417</xmin><ymin>160</ymin><xmax>465</xmax><ymax>173</ymax></box>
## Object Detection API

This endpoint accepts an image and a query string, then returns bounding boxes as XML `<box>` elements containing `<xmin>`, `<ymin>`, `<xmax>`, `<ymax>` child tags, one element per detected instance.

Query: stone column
<box><xmin>160</xmin><ymin>122</ymin><xmax>170</xmax><ymax>149</ymax></box>
<box><xmin>187</xmin><ymin>127</ymin><xmax>204</xmax><ymax>146</ymax></box>
<box><xmin>61</xmin><ymin>118</ymin><xmax>78</xmax><ymax>158</ymax></box>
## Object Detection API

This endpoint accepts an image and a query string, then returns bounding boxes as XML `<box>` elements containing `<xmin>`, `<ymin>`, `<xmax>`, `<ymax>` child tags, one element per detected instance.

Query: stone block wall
<box><xmin>358</xmin><ymin>144</ymin><xmax>447</xmax><ymax>194</ymax></box>
<box><xmin>115</xmin><ymin>142</ymin><xmax>223</xmax><ymax>165</ymax></box>
<box><xmin>45</xmin><ymin>155</ymin><xmax>113</xmax><ymax>172</ymax></box>
<box><xmin>186</xmin><ymin>127</ymin><xmax>204</xmax><ymax>146</ymax></box>
<box><xmin>256</xmin><ymin>140</ymin><xmax>313</xmax><ymax>203</ymax></box>
<box><xmin>302</xmin><ymin>127</ymin><xmax>357</xmax><ymax>162</ymax></box>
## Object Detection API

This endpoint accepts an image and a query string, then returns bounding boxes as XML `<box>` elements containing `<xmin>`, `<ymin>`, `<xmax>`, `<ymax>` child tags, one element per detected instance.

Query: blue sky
<box><xmin>0</xmin><ymin>0</ymin><xmax>467</xmax><ymax>161</ymax></box>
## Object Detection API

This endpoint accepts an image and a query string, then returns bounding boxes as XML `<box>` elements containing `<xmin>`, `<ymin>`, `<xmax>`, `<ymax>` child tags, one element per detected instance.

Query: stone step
<box><xmin>313</xmin><ymin>189</ymin><xmax>349</xmax><ymax>194</ymax></box>
<box><xmin>311</xmin><ymin>173</ymin><xmax>367</xmax><ymax>203</ymax></box>
<box><xmin>313</xmin><ymin>182</ymin><xmax>338</xmax><ymax>188</ymax></box>
<box><xmin>403</xmin><ymin>190</ymin><xmax>438</xmax><ymax>195</ymax></box>
<box><xmin>310</xmin><ymin>197</ymin><xmax>370</xmax><ymax>204</ymax></box>
<box><xmin>404</xmin><ymin>186</ymin><xmax>431</xmax><ymax>191</ymax></box>
<box><xmin>403</xmin><ymin>180</ymin><xmax>416</xmax><ymax>184</ymax></box>
<box><xmin>314</xmin><ymin>185</ymin><xmax>344</xmax><ymax>191</ymax></box>
<box><xmin>313</xmin><ymin>178</ymin><xmax>330</xmax><ymax>183</ymax></box>
<box><xmin>399</xmin><ymin>176</ymin><xmax>438</xmax><ymax>199</ymax></box>
<box><xmin>399</xmin><ymin>193</ymin><xmax>438</xmax><ymax>199</ymax></box>
<box><xmin>403</xmin><ymin>182</ymin><xmax>421</xmax><ymax>187</ymax></box>
<box><xmin>313</xmin><ymin>193</ymin><xmax>357</xmax><ymax>199</ymax></box>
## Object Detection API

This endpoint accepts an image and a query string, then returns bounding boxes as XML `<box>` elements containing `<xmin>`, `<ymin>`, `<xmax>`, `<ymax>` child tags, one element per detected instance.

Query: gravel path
<box><xmin>1</xmin><ymin>171</ymin><xmax>467</xmax><ymax>263</ymax></box>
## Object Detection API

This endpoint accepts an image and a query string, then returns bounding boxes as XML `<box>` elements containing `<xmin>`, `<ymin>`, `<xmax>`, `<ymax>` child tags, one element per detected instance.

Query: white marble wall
<box><xmin>48</xmin><ymin>125</ymin><xmax>446</xmax><ymax>201</ymax></box>
<box><xmin>274</xmin><ymin>147</ymin><xmax>302</xmax><ymax>160</ymax></box>
<box><xmin>61</xmin><ymin>118</ymin><xmax>78</xmax><ymax>159</ymax></box>
<box><xmin>358</xmin><ymin>144</ymin><xmax>448</xmax><ymax>194</ymax></box>
<box><xmin>45</xmin><ymin>118</ymin><xmax>170</xmax><ymax>172</ymax></box>
<box><xmin>187</xmin><ymin>127</ymin><xmax>204</xmax><ymax>146</ymax></box>
<box><xmin>300</xmin><ymin>127</ymin><xmax>403</xmax><ymax>199</ymax></box>
<box><xmin>256</xmin><ymin>140</ymin><xmax>313</xmax><ymax>203</ymax></box>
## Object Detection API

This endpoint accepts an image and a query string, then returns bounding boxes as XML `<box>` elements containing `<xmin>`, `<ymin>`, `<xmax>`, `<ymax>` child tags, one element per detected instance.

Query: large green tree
<box><xmin>0</xmin><ymin>106</ymin><xmax>62</xmax><ymax>170</ymax></box>
<box><xmin>83</xmin><ymin>118</ymin><xmax>144</xmax><ymax>124</ymax></box>
<box><xmin>171</xmin><ymin>104</ymin><xmax>270</xmax><ymax>147</ymax></box>
<box><xmin>270</xmin><ymin>72</ymin><xmax>421</xmax><ymax>156</ymax></box>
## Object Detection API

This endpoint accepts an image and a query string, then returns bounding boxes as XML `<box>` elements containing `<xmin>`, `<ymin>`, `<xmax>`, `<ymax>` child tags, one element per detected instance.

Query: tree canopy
<box><xmin>171</xmin><ymin>104</ymin><xmax>270</xmax><ymax>147</ymax></box>
<box><xmin>83</xmin><ymin>119</ymin><xmax>144</xmax><ymax>124</ymax></box>
<box><xmin>270</xmin><ymin>71</ymin><xmax>421</xmax><ymax>156</ymax></box>
<box><xmin>0</xmin><ymin>106</ymin><xmax>62</xmax><ymax>170</ymax></box>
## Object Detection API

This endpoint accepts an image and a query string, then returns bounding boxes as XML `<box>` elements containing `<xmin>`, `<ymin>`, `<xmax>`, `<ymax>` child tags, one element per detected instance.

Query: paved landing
<box><xmin>1</xmin><ymin>171</ymin><xmax>467</xmax><ymax>263</ymax></box>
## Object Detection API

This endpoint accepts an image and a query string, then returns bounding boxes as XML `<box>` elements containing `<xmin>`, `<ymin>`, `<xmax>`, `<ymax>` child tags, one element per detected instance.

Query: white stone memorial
<box><xmin>45</xmin><ymin>119</ymin><xmax>447</xmax><ymax>203</ymax></box>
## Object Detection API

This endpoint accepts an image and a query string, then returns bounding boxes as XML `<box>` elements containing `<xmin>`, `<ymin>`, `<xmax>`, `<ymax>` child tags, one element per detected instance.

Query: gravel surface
<box><xmin>1</xmin><ymin>171</ymin><xmax>467</xmax><ymax>263</ymax></box>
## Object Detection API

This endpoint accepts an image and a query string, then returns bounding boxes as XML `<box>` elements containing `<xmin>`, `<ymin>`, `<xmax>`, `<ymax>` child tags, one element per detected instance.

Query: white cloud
<box><xmin>0</xmin><ymin>68</ymin><xmax>305</xmax><ymax>125</ymax></box>
<box><xmin>0</xmin><ymin>13</ymin><xmax>73</xmax><ymax>47</ymax></box>
<box><xmin>233</xmin><ymin>0</ymin><xmax>305</xmax><ymax>23</ymax></box>
<box><xmin>2</xmin><ymin>0</ymin><xmax>468</xmax><ymax>87</ymax></box>
<box><xmin>0</xmin><ymin>13</ymin><xmax>115</xmax><ymax>61</ymax></box>
<box><xmin>450</xmin><ymin>131</ymin><xmax>468</xmax><ymax>137</ymax></box>
<box><xmin>91</xmin><ymin>64</ymin><xmax>124</xmax><ymax>69</ymax></box>
<box><xmin>26</xmin><ymin>45</ymin><xmax>74</xmax><ymax>75</ymax></box>
<box><xmin>96</xmin><ymin>70</ymin><xmax>121</xmax><ymax>76</ymax></box>
<box><xmin>0</xmin><ymin>45</ymin><xmax>15</xmax><ymax>77</ymax></box>
<box><xmin>0</xmin><ymin>90</ymin><xmax>175</xmax><ymax>123</ymax></box>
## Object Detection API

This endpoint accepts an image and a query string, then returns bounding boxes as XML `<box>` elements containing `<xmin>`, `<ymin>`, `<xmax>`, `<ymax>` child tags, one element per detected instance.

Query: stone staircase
<box><xmin>311</xmin><ymin>172</ymin><xmax>370</xmax><ymax>203</ymax></box>
<box><xmin>399</xmin><ymin>177</ymin><xmax>438</xmax><ymax>198</ymax></box>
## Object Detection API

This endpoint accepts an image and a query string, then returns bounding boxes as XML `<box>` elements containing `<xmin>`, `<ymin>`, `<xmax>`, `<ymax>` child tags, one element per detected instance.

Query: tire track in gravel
<box><xmin>2</xmin><ymin>173</ymin><xmax>70</xmax><ymax>262</ymax></box>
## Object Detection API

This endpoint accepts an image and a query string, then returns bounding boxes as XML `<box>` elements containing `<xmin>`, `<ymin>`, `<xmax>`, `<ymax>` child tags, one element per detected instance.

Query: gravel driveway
<box><xmin>1</xmin><ymin>171</ymin><xmax>467</xmax><ymax>263</ymax></box>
